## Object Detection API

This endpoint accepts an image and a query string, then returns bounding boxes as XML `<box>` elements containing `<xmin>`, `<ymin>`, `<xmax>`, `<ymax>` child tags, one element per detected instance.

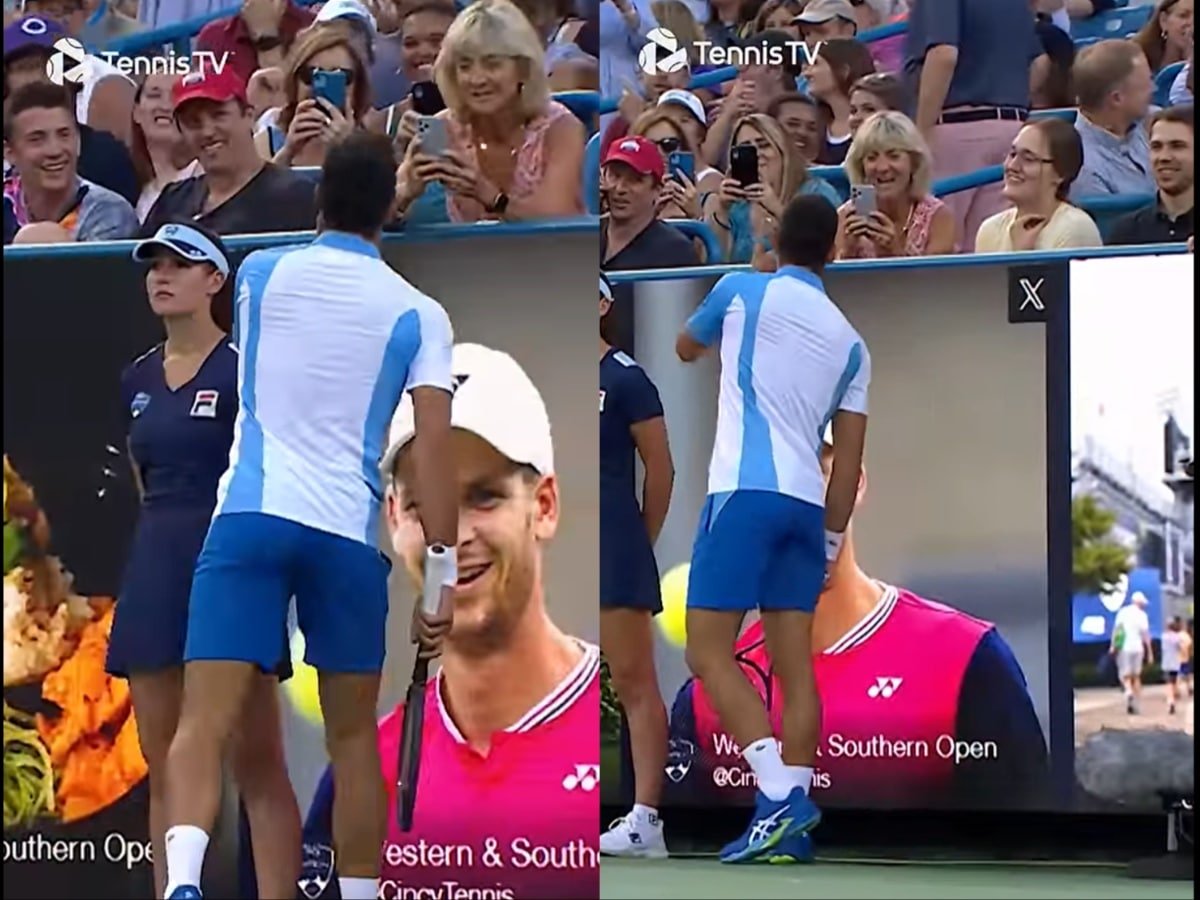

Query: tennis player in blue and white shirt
<box><xmin>160</xmin><ymin>133</ymin><xmax>460</xmax><ymax>900</ymax></box>
<box><xmin>675</xmin><ymin>193</ymin><xmax>871</xmax><ymax>865</ymax></box>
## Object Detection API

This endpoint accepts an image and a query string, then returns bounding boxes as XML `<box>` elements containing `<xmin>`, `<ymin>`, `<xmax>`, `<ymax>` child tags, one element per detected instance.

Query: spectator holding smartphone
<box><xmin>975</xmin><ymin>118</ymin><xmax>1101</xmax><ymax>253</ymax></box>
<box><xmin>704</xmin><ymin>113</ymin><xmax>842</xmax><ymax>262</ymax></box>
<box><xmin>257</xmin><ymin>22</ymin><xmax>371</xmax><ymax>167</ymax></box>
<box><xmin>629</xmin><ymin>107</ymin><xmax>719</xmax><ymax>220</ymax></box>
<box><xmin>394</xmin><ymin>0</ymin><xmax>586</xmax><ymax>223</ymax></box>
<box><xmin>836</xmin><ymin>111</ymin><xmax>955</xmax><ymax>259</ymax></box>
<box><xmin>372</xmin><ymin>2</ymin><xmax>456</xmax><ymax>142</ymax></box>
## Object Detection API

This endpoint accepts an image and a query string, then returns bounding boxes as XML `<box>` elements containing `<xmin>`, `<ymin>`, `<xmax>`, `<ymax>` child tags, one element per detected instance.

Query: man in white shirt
<box><xmin>159</xmin><ymin>133</ymin><xmax>459</xmax><ymax>900</ymax></box>
<box><xmin>1161</xmin><ymin>616</ymin><xmax>1186</xmax><ymax>716</ymax></box>
<box><xmin>1110</xmin><ymin>592</ymin><xmax>1153</xmax><ymax>715</ymax></box>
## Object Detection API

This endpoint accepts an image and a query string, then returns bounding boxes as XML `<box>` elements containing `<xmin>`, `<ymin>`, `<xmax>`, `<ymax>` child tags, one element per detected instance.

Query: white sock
<box><xmin>339</xmin><ymin>877</ymin><xmax>379</xmax><ymax>899</ymax></box>
<box><xmin>742</xmin><ymin>737</ymin><xmax>792</xmax><ymax>802</ymax></box>
<box><xmin>631</xmin><ymin>803</ymin><xmax>660</xmax><ymax>828</ymax></box>
<box><xmin>163</xmin><ymin>825</ymin><xmax>208</xmax><ymax>895</ymax></box>
<box><xmin>786</xmin><ymin>765</ymin><xmax>814</xmax><ymax>794</ymax></box>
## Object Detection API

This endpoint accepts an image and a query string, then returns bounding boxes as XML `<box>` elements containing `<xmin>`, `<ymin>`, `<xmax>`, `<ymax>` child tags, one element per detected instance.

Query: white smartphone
<box><xmin>415</xmin><ymin>116</ymin><xmax>450</xmax><ymax>156</ymax></box>
<box><xmin>851</xmin><ymin>184</ymin><xmax>877</xmax><ymax>218</ymax></box>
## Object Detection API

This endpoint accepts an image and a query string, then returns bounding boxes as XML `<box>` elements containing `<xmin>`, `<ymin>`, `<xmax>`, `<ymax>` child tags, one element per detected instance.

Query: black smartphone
<box><xmin>730</xmin><ymin>143</ymin><xmax>759</xmax><ymax>187</ymax></box>
<box><xmin>410</xmin><ymin>80</ymin><xmax>446</xmax><ymax>116</ymax></box>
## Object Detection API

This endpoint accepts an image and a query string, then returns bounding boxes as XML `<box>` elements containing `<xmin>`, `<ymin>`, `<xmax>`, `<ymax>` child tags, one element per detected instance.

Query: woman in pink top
<box><xmin>394</xmin><ymin>0</ymin><xmax>586</xmax><ymax>223</ymax></box>
<box><xmin>836</xmin><ymin>111</ymin><xmax>957</xmax><ymax>259</ymax></box>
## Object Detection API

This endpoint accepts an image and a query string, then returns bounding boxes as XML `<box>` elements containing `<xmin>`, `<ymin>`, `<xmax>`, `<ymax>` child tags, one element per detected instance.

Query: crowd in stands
<box><xmin>3</xmin><ymin>0</ymin><xmax>597</xmax><ymax>243</ymax></box>
<box><xmin>600</xmin><ymin>0</ymin><xmax>1195</xmax><ymax>272</ymax></box>
<box><xmin>0</xmin><ymin>0</ymin><xmax>1193</xmax><ymax>262</ymax></box>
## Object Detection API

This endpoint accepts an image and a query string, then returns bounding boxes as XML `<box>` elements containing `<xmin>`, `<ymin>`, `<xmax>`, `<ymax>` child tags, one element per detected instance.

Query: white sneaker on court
<box><xmin>600</xmin><ymin>813</ymin><xmax>669</xmax><ymax>859</ymax></box>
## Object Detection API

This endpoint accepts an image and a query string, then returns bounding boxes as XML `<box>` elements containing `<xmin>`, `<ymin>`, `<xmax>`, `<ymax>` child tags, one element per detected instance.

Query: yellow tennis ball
<box><xmin>657</xmin><ymin>563</ymin><xmax>690</xmax><ymax>647</ymax></box>
<box><xmin>283</xmin><ymin>629</ymin><xmax>322</xmax><ymax>725</ymax></box>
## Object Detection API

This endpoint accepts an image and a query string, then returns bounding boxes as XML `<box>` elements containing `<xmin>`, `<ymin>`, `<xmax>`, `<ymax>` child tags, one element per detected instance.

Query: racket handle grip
<box><xmin>422</xmin><ymin>544</ymin><xmax>456</xmax><ymax>615</ymax></box>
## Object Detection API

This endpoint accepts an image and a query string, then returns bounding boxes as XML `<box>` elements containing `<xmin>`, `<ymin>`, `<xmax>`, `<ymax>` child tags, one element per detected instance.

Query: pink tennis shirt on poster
<box><xmin>377</xmin><ymin>642</ymin><xmax>601</xmax><ymax>899</ymax></box>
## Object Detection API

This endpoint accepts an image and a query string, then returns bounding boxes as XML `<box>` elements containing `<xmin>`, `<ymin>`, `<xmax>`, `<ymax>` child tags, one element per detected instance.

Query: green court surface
<box><xmin>601</xmin><ymin>858</ymin><xmax>1195</xmax><ymax>899</ymax></box>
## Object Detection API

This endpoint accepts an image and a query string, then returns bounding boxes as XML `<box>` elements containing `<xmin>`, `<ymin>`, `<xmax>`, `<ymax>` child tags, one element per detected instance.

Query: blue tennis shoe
<box><xmin>719</xmin><ymin>787</ymin><xmax>821</xmax><ymax>864</ymax></box>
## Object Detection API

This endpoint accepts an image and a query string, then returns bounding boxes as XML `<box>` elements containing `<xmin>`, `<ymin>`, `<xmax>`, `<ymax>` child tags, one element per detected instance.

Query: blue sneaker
<box><xmin>718</xmin><ymin>788</ymin><xmax>821</xmax><ymax>864</ymax></box>
<box><xmin>757</xmin><ymin>832</ymin><xmax>815</xmax><ymax>864</ymax></box>
<box><xmin>167</xmin><ymin>887</ymin><xmax>202</xmax><ymax>899</ymax></box>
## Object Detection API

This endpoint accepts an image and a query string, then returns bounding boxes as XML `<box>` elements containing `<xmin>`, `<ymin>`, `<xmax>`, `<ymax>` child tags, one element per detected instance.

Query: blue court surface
<box><xmin>600</xmin><ymin>858</ymin><xmax>1194</xmax><ymax>899</ymax></box>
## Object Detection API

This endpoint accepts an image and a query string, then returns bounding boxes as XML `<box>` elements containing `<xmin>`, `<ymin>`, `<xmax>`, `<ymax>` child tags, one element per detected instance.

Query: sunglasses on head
<box><xmin>297</xmin><ymin>66</ymin><xmax>357</xmax><ymax>86</ymax></box>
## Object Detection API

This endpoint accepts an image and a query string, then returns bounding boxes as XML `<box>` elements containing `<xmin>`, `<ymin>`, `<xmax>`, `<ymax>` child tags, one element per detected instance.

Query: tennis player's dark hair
<box><xmin>776</xmin><ymin>194</ymin><xmax>838</xmax><ymax>271</ymax></box>
<box><xmin>319</xmin><ymin>131</ymin><xmax>398</xmax><ymax>236</ymax></box>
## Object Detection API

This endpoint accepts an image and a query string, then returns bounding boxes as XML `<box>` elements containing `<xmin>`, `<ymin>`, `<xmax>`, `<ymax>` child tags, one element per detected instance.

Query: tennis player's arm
<box><xmin>677</xmin><ymin>274</ymin><xmax>738</xmax><ymax>362</ymax></box>
<box><xmin>825</xmin><ymin>345</ymin><xmax>872</xmax><ymax>535</ymax></box>
<box><xmin>406</xmin><ymin>305</ymin><xmax>457</xmax><ymax>547</ymax></box>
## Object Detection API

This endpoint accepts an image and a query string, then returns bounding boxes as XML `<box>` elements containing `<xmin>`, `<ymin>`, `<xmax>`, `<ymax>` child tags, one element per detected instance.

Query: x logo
<box><xmin>1018</xmin><ymin>277</ymin><xmax>1045</xmax><ymax>311</ymax></box>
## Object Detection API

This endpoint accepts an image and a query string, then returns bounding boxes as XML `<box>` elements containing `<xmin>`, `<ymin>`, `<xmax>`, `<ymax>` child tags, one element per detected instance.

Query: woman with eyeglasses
<box><xmin>106</xmin><ymin>220</ymin><xmax>301</xmax><ymax>900</ymax></box>
<box><xmin>256</xmin><ymin>21</ymin><xmax>371</xmax><ymax>168</ymax></box>
<box><xmin>975</xmin><ymin>119</ymin><xmax>1102</xmax><ymax>253</ymax></box>
<box><xmin>628</xmin><ymin>106</ymin><xmax>721</xmax><ymax>221</ymax></box>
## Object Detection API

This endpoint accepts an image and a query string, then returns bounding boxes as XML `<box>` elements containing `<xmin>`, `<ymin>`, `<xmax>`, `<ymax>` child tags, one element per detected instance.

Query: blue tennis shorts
<box><xmin>185</xmin><ymin>512</ymin><xmax>392</xmax><ymax>674</ymax></box>
<box><xmin>687</xmin><ymin>490</ymin><xmax>825</xmax><ymax>613</ymax></box>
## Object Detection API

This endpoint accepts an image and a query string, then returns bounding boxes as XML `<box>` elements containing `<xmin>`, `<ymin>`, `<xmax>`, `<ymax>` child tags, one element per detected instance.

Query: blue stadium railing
<box><xmin>605</xmin><ymin>242</ymin><xmax>1188</xmax><ymax>284</ymax></box>
<box><xmin>2</xmin><ymin>217</ymin><xmax>599</xmax><ymax>260</ymax></box>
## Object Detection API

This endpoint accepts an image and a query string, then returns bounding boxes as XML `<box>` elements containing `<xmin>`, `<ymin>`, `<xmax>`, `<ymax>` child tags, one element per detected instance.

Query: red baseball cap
<box><xmin>602</xmin><ymin>136</ymin><xmax>665</xmax><ymax>182</ymax></box>
<box><xmin>172</xmin><ymin>66</ymin><xmax>247</xmax><ymax>112</ymax></box>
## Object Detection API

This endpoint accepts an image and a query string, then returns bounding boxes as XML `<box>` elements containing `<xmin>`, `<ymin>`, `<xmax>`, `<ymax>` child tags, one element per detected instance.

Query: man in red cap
<box><xmin>601</xmin><ymin>135</ymin><xmax>698</xmax><ymax>271</ymax></box>
<box><xmin>141</xmin><ymin>66</ymin><xmax>317</xmax><ymax>237</ymax></box>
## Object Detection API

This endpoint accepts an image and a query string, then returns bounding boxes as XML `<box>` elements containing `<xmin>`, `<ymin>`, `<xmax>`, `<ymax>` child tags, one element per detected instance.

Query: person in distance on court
<box><xmin>599</xmin><ymin>274</ymin><xmax>676</xmax><ymax>859</ymax></box>
<box><xmin>666</xmin><ymin>428</ymin><xmax>1050</xmax><ymax>819</ymax></box>
<box><xmin>1107</xmin><ymin>105</ymin><xmax>1194</xmax><ymax>246</ymax></box>
<box><xmin>158</xmin><ymin>131</ymin><xmax>458</xmax><ymax>900</ymax></box>
<box><xmin>675</xmin><ymin>194</ymin><xmax>869</xmax><ymax>865</ymax></box>
<box><xmin>301</xmin><ymin>344</ymin><xmax>600</xmax><ymax>900</ymax></box>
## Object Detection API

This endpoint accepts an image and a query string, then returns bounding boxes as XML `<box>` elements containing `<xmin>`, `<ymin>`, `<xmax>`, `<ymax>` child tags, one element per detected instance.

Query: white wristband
<box><xmin>422</xmin><ymin>545</ymin><xmax>457</xmax><ymax>614</ymax></box>
<box><xmin>824</xmin><ymin>530</ymin><xmax>844</xmax><ymax>564</ymax></box>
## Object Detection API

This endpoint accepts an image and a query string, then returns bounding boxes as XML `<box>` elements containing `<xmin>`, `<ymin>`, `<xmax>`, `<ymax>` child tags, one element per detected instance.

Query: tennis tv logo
<box><xmin>639</xmin><ymin>28</ymin><xmax>688</xmax><ymax>75</ymax></box>
<box><xmin>46</xmin><ymin>36</ymin><xmax>89</xmax><ymax>87</ymax></box>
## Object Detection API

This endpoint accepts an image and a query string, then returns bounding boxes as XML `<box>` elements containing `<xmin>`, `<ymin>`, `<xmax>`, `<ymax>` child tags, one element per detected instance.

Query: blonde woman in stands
<box><xmin>836</xmin><ymin>111</ymin><xmax>955</xmax><ymax>258</ymax></box>
<box><xmin>975</xmin><ymin>118</ymin><xmax>1102</xmax><ymax>253</ymax></box>
<box><xmin>394</xmin><ymin>0</ymin><xmax>586</xmax><ymax>222</ymax></box>
<box><xmin>1133</xmin><ymin>0</ymin><xmax>1194</xmax><ymax>75</ymax></box>
<box><xmin>705</xmin><ymin>113</ymin><xmax>842</xmax><ymax>263</ymax></box>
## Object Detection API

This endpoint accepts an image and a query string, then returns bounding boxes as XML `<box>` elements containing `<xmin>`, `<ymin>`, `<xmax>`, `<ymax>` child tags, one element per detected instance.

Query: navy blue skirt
<box><xmin>600</xmin><ymin>495</ymin><xmax>662</xmax><ymax>614</ymax></box>
<box><xmin>107</xmin><ymin>507</ymin><xmax>292</xmax><ymax>680</ymax></box>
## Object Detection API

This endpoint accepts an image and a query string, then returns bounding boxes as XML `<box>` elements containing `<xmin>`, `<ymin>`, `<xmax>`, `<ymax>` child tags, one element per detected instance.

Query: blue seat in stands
<box><xmin>1155</xmin><ymin>61</ymin><xmax>1186</xmax><ymax>108</ymax></box>
<box><xmin>555</xmin><ymin>91</ymin><xmax>599</xmax><ymax>132</ymax></box>
<box><xmin>1070</xmin><ymin>4</ymin><xmax>1153</xmax><ymax>41</ymax></box>
<box><xmin>809</xmin><ymin>165</ymin><xmax>849</xmax><ymax>201</ymax></box>
<box><xmin>584</xmin><ymin>132</ymin><xmax>601</xmax><ymax>215</ymax></box>
<box><xmin>666</xmin><ymin>218</ymin><xmax>722</xmax><ymax>264</ymax></box>
<box><xmin>1076</xmin><ymin>193</ymin><xmax>1156</xmax><ymax>241</ymax></box>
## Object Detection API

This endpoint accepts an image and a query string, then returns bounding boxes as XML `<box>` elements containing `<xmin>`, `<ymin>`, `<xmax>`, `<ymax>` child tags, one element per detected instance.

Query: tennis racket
<box><xmin>396</xmin><ymin>551</ymin><xmax>448</xmax><ymax>831</ymax></box>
